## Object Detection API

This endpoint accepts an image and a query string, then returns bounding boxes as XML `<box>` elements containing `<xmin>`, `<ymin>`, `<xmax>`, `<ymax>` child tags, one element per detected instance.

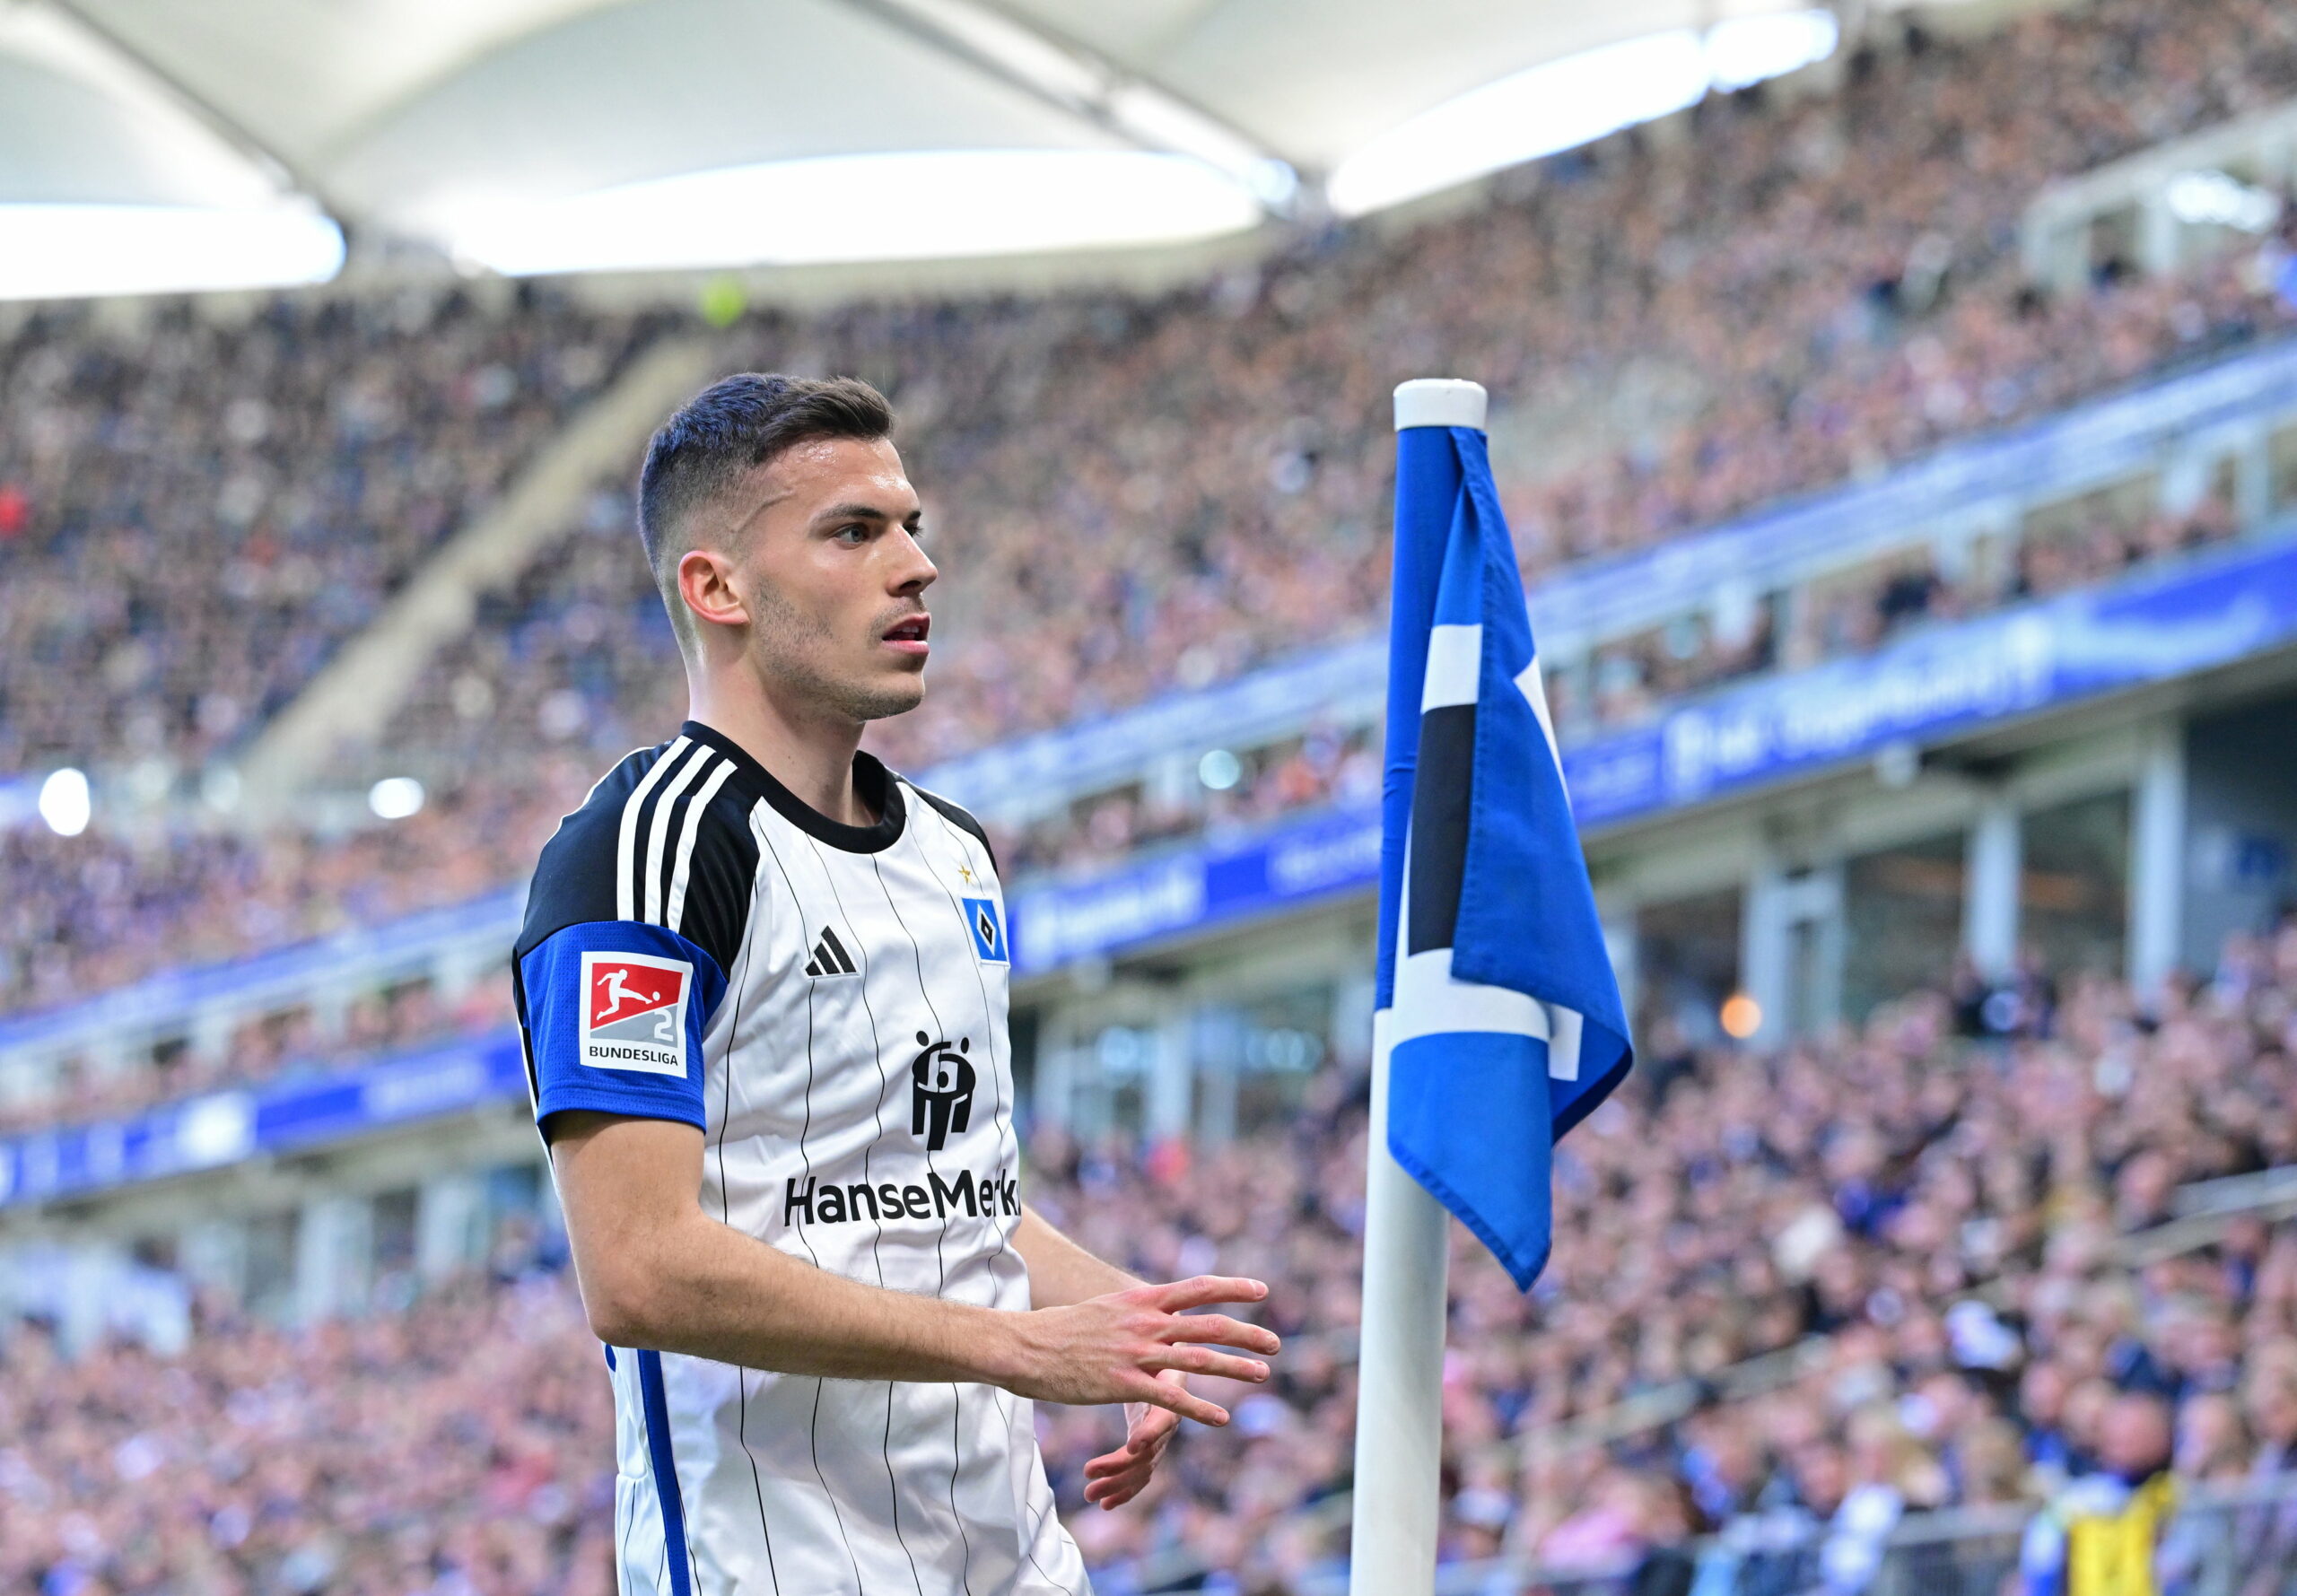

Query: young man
<box><xmin>512</xmin><ymin>374</ymin><xmax>1278</xmax><ymax>1595</ymax></box>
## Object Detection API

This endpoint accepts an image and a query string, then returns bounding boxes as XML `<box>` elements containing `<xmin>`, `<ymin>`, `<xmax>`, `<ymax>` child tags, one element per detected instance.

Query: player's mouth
<box><xmin>881</xmin><ymin>613</ymin><xmax>931</xmax><ymax>657</ymax></box>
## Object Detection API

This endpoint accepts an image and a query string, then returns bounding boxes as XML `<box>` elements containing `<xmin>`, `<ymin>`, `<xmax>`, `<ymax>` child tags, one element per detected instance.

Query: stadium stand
<box><xmin>8</xmin><ymin>943</ymin><xmax>2297</xmax><ymax>1595</ymax></box>
<box><xmin>5</xmin><ymin>0</ymin><xmax>2297</xmax><ymax>1121</ymax></box>
<box><xmin>19</xmin><ymin>6</ymin><xmax>2297</xmax><ymax>1591</ymax></box>
<box><xmin>0</xmin><ymin>291</ymin><xmax>668</xmax><ymax>774</ymax></box>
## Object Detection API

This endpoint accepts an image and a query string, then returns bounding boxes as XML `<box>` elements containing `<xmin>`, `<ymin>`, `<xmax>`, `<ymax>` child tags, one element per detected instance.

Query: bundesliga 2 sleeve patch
<box><xmin>580</xmin><ymin>950</ymin><xmax>691</xmax><ymax>1075</ymax></box>
<box><xmin>520</xmin><ymin>922</ymin><xmax>723</xmax><ymax>1131</ymax></box>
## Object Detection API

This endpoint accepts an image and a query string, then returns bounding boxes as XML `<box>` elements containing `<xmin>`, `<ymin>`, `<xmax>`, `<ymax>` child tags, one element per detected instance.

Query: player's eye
<box><xmin>833</xmin><ymin>523</ymin><xmax>869</xmax><ymax>545</ymax></box>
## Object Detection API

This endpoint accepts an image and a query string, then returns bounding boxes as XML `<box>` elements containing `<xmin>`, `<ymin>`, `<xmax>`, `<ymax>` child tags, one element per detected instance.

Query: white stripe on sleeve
<box><xmin>642</xmin><ymin>748</ymin><xmax>717</xmax><ymax>927</ymax></box>
<box><xmin>616</xmin><ymin>736</ymin><xmax>693</xmax><ymax>921</ymax></box>
<box><xmin>663</xmin><ymin>757</ymin><xmax>738</xmax><ymax>935</ymax></box>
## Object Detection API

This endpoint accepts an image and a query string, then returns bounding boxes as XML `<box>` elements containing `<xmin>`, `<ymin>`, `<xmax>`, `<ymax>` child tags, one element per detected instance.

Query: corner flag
<box><xmin>1376</xmin><ymin>386</ymin><xmax>1633</xmax><ymax>1290</ymax></box>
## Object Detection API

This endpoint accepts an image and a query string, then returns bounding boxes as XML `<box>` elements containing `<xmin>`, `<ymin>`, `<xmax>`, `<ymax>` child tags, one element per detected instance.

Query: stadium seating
<box><xmin>5</xmin><ymin>0</ymin><xmax>2296</xmax><ymax>1101</ymax></box>
<box><xmin>7</xmin><ymin>946</ymin><xmax>2297</xmax><ymax>1594</ymax></box>
<box><xmin>0</xmin><ymin>291</ymin><xmax>665</xmax><ymax>776</ymax></box>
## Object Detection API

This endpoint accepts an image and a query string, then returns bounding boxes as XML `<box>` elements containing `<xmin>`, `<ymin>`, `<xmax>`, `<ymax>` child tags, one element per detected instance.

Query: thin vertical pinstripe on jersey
<box><xmin>910</xmin><ymin>800</ymin><xmax>1081</xmax><ymax>1596</ymax></box>
<box><xmin>749</xmin><ymin>816</ymin><xmax>875</xmax><ymax>1595</ymax></box>
<box><xmin>799</xmin><ymin>834</ymin><xmax>933</xmax><ymax>1596</ymax></box>
<box><xmin>869</xmin><ymin>848</ymin><xmax>981</xmax><ymax>1596</ymax></box>
<box><xmin>909</xmin><ymin>803</ymin><xmax>1079</xmax><ymax>1596</ymax></box>
<box><xmin>714</xmin><ymin>809</ymin><xmax>782</xmax><ymax>1596</ymax></box>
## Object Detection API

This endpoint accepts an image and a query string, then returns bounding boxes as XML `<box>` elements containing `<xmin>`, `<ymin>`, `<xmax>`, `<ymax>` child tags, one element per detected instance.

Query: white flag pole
<box><xmin>1349</xmin><ymin>377</ymin><xmax>1488</xmax><ymax>1596</ymax></box>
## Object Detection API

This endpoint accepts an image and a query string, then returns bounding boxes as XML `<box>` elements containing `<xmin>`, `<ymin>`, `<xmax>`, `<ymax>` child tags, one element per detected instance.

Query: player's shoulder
<box><xmin>895</xmin><ymin>772</ymin><xmax>1000</xmax><ymax>877</ymax></box>
<box><xmin>519</xmin><ymin>728</ymin><xmax>763</xmax><ymax>965</ymax></box>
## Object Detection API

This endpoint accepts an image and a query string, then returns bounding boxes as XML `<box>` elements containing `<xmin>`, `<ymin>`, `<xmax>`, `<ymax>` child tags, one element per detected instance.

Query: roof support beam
<box><xmin>38</xmin><ymin>0</ymin><xmax>330</xmax><ymax>209</ymax></box>
<box><xmin>835</xmin><ymin>0</ymin><xmax>1304</xmax><ymax>210</ymax></box>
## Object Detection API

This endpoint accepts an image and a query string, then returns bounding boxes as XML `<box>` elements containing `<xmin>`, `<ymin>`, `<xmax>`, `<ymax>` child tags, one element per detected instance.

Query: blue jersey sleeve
<box><xmin>520</xmin><ymin>920</ymin><xmax>724</xmax><ymax>1133</ymax></box>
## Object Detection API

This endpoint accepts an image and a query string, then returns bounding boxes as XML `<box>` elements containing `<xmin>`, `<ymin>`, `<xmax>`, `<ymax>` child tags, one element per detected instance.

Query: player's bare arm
<box><xmin>550</xmin><ymin>1110</ymin><xmax>1279</xmax><ymax>1426</ymax></box>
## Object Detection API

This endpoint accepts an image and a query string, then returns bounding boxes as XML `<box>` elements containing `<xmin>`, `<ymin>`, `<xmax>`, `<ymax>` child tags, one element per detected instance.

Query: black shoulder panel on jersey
<box><xmin>913</xmin><ymin>785</ymin><xmax>999</xmax><ymax>875</ymax></box>
<box><xmin>516</xmin><ymin>750</ymin><xmax>649</xmax><ymax>963</ymax></box>
<box><xmin>670</xmin><ymin>781</ymin><xmax>761</xmax><ymax>976</ymax></box>
<box><xmin>513</xmin><ymin>738</ymin><xmax>761</xmax><ymax>976</ymax></box>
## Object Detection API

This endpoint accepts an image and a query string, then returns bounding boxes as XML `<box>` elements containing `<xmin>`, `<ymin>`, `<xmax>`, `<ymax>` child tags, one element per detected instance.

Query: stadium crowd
<box><xmin>7</xmin><ymin>927</ymin><xmax>2297</xmax><ymax>1595</ymax></box>
<box><xmin>8</xmin><ymin>0</ymin><xmax>2297</xmax><ymax>1014</ymax></box>
<box><xmin>0</xmin><ymin>289</ymin><xmax>666</xmax><ymax>777</ymax></box>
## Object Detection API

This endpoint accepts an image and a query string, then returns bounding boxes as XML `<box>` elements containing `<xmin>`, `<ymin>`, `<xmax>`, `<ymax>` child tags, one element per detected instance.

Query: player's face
<box><xmin>729</xmin><ymin>435</ymin><xmax>937</xmax><ymax>723</ymax></box>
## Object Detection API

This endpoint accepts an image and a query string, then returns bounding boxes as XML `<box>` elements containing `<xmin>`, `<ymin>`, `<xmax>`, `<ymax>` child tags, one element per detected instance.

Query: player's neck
<box><xmin>686</xmin><ymin>676</ymin><xmax>871</xmax><ymax>827</ymax></box>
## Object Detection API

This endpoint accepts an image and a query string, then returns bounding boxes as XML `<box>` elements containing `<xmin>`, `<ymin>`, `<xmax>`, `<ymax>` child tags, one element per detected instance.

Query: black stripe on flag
<box><xmin>1408</xmin><ymin>702</ymin><xmax>1473</xmax><ymax>957</ymax></box>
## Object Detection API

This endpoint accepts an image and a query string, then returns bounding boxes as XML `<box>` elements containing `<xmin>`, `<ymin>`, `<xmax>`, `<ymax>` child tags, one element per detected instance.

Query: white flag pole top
<box><xmin>1393</xmin><ymin>377</ymin><xmax>1487</xmax><ymax>432</ymax></box>
<box><xmin>1350</xmin><ymin>375</ymin><xmax>1482</xmax><ymax>1596</ymax></box>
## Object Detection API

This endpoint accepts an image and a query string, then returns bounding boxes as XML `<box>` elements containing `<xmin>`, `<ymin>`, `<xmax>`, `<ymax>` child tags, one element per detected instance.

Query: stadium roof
<box><xmin>0</xmin><ymin>0</ymin><xmax>1847</xmax><ymax>296</ymax></box>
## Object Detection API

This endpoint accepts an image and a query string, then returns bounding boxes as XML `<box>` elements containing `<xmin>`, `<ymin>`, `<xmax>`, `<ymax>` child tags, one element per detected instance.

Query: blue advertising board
<box><xmin>930</xmin><ymin>336</ymin><xmax>2297</xmax><ymax>819</ymax></box>
<box><xmin>0</xmin><ymin>1028</ymin><xmax>528</xmax><ymax>1208</ymax></box>
<box><xmin>1562</xmin><ymin>530</ymin><xmax>2297</xmax><ymax>824</ymax></box>
<box><xmin>1010</xmin><ymin>532</ymin><xmax>2297</xmax><ymax>971</ymax></box>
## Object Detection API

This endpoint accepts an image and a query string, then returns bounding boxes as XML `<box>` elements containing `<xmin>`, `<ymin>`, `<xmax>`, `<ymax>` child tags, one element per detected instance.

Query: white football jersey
<box><xmin>515</xmin><ymin>720</ymin><xmax>1088</xmax><ymax>1596</ymax></box>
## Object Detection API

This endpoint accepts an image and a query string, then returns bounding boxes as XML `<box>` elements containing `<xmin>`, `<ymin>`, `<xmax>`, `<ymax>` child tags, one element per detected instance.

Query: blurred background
<box><xmin>6</xmin><ymin>0</ymin><xmax>2297</xmax><ymax>1591</ymax></box>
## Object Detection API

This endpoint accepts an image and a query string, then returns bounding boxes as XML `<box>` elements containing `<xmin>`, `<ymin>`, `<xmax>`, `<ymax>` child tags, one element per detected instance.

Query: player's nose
<box><xmin>887</xmin><ymin>526</ymin><xmax>937</xmax><ymax>593</ymax></box>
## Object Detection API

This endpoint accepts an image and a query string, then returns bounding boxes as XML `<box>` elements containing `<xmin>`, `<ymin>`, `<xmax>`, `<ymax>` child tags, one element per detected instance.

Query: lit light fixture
<box><xmin>0</xmin><ymin>203</ymin><xmax>344</xmax><ymax>301</ymax></box>
<box><xmin>1198</xmin><ymin>749</ymin><xmax>1244</xmax><ymax>791</ymax></box>
<box><xmin>1327</xmin><ymin>11</ymin><xmax>1840</xmax><ymax>216</ymax></box>
<box><xmin>37</xmin><ymin>768</ymin><xmax>91</xmax><ymax>837</ymax></box>
<box><xmin>368</xmin><ymin>776</ymin><xmax>425</xmax><ymax>820</ymax></box>
<box><xmin>2164</xmin><ymin>170</ymin><xmax>2282</xmax><ymax>234</ymax></box>
<box><xmin>449</xmin><ymin>150</ymin><xmax>1264</xmax><ymax>277</ymax></box>
<box><xmin>1718</xmin><ymin>991</ymin><xmax>1763</xmax><ymax>1040</ymax></box>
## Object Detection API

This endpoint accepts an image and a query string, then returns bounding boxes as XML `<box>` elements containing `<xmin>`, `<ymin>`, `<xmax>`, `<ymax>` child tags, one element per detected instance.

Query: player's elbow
<box><xmin>573</xmin><ymin>1240</ymin><xmax>684</xmax><ymax>1348</ymax></box>
<box><xmin>581</xmin><ymin>1265</ymin><xmax>667</xmax><ymax>1348</ymax></box>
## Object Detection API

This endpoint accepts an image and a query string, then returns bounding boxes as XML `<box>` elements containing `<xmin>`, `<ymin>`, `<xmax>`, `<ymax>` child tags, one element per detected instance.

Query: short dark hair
<box><xmin>636</xmin><ymin>372</ymin><xmax>894</xmax><ymax>580</ymax></box>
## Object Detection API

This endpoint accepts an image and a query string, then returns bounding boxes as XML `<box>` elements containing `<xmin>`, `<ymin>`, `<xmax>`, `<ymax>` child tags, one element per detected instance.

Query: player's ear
<box><xmin>677</xmin><ymin>545</ymin><xmax>749</xmax><ymax>631</ymax></box>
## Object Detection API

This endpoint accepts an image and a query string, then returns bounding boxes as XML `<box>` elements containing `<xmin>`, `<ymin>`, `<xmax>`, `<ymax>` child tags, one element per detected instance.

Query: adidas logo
<box><xmin>804</xmin><ymin>926</ymin><xmax>859</xmax><ymax>979</ymax></box>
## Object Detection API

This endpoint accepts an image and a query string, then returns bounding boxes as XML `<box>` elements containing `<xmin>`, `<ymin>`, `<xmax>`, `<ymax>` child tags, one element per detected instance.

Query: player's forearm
<box><xmin>1011</xmin><ymin>1203</ymin><xmax>1142</xmax><ymax>1309</ymax></box>
<box><xmin>582</xmin><ymin>1207</ymin><xmax>1021</xmax><ymax>1383</ymax></box>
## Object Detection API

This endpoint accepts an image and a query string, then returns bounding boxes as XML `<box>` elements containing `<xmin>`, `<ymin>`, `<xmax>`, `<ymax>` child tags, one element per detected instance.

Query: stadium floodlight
<box><xmin>368</xmin><ymin>777</ymin><xmax>425</xmax><ymax>821</ymax></box>
<box><xmin>38</xmin><ymin>768</ymin><xmax>92</xmax><ymax>837</ymax></box>
<box><xmin>2165</xmin><ymin>170</ymin><xmax>2283</xmax><ymax>233</ymax></box>
<box><xmin>0</xmin><ymin>203</ymin><xmax>344</xmax><ymax>302</ymax></box>
<box><xmin>447</xmin><ymin>150</ymin><xmax>1264</xmax><ymax>277</ymax></box>
<box><xmin>1326</xmin><ymin>11</ymin><xmax>1839</xmax><ymax>217</ymax></box>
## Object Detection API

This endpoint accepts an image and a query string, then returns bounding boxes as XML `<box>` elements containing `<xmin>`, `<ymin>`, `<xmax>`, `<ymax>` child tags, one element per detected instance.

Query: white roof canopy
<box><xmin>1</xmin><ymin>0</ymin><xmax>1845</xmax><ymax>292</ymax></box>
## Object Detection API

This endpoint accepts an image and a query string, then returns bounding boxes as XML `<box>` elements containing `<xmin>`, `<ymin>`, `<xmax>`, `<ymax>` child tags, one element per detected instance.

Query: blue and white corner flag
<box><xmin>1376</xmin><ymin>383</ymin><xmax>1633</xmax><ymax>1291</ymax></box>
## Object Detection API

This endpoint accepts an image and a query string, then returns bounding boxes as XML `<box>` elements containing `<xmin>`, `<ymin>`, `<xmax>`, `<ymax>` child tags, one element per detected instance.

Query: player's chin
<box><xmin>849</xmin><ymin>671</ymin><xmax>928</xmax><ymax>720</ymax></box>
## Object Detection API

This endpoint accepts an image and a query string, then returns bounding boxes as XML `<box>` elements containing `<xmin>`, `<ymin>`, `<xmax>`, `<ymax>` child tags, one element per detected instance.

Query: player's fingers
<box><xmin>1083</xmin><ymin>1447</ymin><xmax>1142</xmax><ymax>1481</ymax></box>
<box><xmin>1083</xmin><ymin>1450</ymin><xmax>1157</xmax><ymax>1496</ymax></box>
<box><xmin>1087</xmin><ymin>1470</ymin><xmax>1150</xmax><ymax>1510</ymax></box>
<box><xmin>1147</xmin><ymin>1344</ymin><xmax>1269</xmax><ymax>1383</ymax></box>
<box><xmin>1127</xmin><ymin>1372</ymin><xmax>1229</xmax><ymax>1426</ymax></box>
<box><xmin>1151</xmin><ymin>1274</ymin><xmax>1268</xmax><ymax>1312</ymax></box>
<box><xmin>1159</xmin><ymin>1313</ymin><xmax>1280</xmax><ymax>1355</ymax></box>
<box><xmin>1084</xmin><ymin>1446</ymin><xmax>1159</xmax><ymax>1487</ymax></box>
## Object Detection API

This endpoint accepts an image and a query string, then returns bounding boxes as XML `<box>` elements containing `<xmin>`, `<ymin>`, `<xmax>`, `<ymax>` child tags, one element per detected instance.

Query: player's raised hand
<box><xmin>1081</xmin><ymin>1371</ymin><xmax>1187</xmax><ymax>1509</ymax></box>
<box><xmin>995</xmin><ymin>1275</ymin><xmax>1280</xmax><ymax>1426</ymax></box>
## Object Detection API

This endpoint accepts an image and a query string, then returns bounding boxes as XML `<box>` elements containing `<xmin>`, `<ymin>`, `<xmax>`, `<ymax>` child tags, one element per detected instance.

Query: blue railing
<box><xmin>1005</xmin><ymin>528</ymin><xmax>2297</xmax><ymax>970</ymax></box>
<box><xmin>0</xmin><ymin>1027</ymin><xmax>528</xmax><ymax>1208</ymax></box>
<box><xmin>925</xmin><ymin>334</ymin><xmax>2297</xmax><ymax>819</ymax></box>
<box><xmin>12</xmin><ymin>338</ymin><xmax>2297</xmax><ymax>1054</ymax></box>
<box><xmin>0</xmin><ymin>887</ymin><xmax>524</xmax><ymax>1062</ymax></box>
